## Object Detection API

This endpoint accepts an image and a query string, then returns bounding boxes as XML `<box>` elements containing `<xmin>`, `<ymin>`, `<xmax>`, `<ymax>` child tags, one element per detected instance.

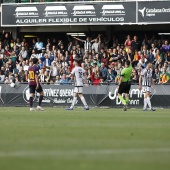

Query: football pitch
<box><xmin>0</xmin><ymin>107</ymin><xmax>170</xmax><ymax>170</ymax></box>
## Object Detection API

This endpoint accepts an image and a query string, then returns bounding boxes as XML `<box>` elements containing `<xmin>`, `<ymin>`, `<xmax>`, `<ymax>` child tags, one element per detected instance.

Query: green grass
<box><xmin>0</xmin><ymin>107</ymin><xmax>170</xmax><ymax>170</ymax></box>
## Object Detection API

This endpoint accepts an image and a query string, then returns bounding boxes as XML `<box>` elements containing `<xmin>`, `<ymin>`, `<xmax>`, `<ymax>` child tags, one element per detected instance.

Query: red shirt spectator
<box><xmin>91</xmin><ymin>71</ymin><xmax>101</xmax><ymax>86</ymax></box>
<box><xmin>101</xmin><ymin>51</ymin><xmax>109</xmax><ymax>67</ymax></box>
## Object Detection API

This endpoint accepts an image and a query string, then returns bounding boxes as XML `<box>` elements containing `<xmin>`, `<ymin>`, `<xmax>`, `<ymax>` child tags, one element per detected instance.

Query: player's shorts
<box><xmin>29</xmin><ymin>84</ymin><xmax>43</xmax><ymax>94</ymax></box>
<box><xmin>142</xmin><ymin>86</ymin><xmax>151</xmax><ymax>93</ymax></box>
<box><xmin>118</xmin><ymin>81</ymin><xmax>131</xmax><ymax>94</ymax></box>
<box><xmin>74</xmin><ymin>86</ymin><xmax>83</xmax><ymax>94</ymax></box>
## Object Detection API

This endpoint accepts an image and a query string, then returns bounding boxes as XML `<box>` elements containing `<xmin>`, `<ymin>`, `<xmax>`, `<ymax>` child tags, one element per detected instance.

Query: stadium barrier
<box><xmin>0</xmin><ymin>83</ymin><xmax>170</xmax><ymax>108</ymax></box>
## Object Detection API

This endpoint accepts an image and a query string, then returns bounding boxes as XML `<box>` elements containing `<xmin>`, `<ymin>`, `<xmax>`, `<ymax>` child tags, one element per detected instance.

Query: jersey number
<box><xmin>29</xmin><ymin>71</ymin><xmax>35</xmax><ymax>80</ymax></box>
<box><xmin>79</xmin><ymin>72</ymin><xmax>83</xmax><ymax>78</ymax></box>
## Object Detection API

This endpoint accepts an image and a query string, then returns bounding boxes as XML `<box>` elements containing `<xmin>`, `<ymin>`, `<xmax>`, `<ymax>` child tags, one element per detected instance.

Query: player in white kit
<box><xmin>138</xmin><ymin>62</ymin><xmax>155</xmax><ymax>111</ymax></box>
<box><xmin>66</xmin><ymin>59</ymin><xmax>89</xmax><ymax>110</ymax></box>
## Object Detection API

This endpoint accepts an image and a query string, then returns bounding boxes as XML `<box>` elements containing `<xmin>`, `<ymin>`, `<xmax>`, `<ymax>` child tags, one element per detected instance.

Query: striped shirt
<box><xmin>82</xmin><ymin>40</ymin><xmax>92</xmax><ymax>52</ymax></box>
<box><xmin>141</xmin><ymin>68</ymin><xmax>152</xmax><ymax>87</ymax></box>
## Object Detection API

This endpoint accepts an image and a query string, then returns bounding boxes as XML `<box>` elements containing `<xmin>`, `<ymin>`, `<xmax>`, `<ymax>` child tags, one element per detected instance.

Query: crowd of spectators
<box><xmin>0</xmin><ymin>30</ymin><xmax>170</xmax><ymax>87</ymax></box>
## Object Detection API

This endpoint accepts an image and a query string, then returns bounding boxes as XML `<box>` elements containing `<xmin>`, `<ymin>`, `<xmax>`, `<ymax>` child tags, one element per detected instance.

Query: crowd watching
<box><xmin>0</xmin><ymin>30</ymin><xmax>170</xmax><ymax>86</ymax></box>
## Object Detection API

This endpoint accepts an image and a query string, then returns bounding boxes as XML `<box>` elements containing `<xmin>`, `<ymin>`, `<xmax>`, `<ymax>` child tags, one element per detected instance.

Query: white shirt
<box><xmin>71</xmin><ymin>66</ymin><xmax>85</xmax><ymax>86</ymax></box>
<box><xmin>23</xmin><ymin>65</ymin><xmax>29</xmax><ymax>71</ymax></box>
<box><xmin>30</xmin><ymin>54</ymin><xmax>38</xmax><ymax>59</ymax></box>
<box><xmin>92</xmin><ymin>41</ymin><xmax>101</xmax><ymax>53</ymax></box>
<box><xmin>0</xmin><ymin>75</ymin><xmax>5</xmax><ymax>82</ymax></box>
<box><xmin>51</xmin><ymin>67</ymin><xmax>57</xmax><ymax>76</ymax></box>
<box><xmin>45</xmin><ymin>59</ymin><xmax>49</xmax><ymax>67</ymax></box>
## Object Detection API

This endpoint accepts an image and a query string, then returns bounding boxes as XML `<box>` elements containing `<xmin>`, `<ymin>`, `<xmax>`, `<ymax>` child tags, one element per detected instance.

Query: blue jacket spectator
<box><xmin>99</xmin><ymin>62</ymin><xmax>108</xmax><ymax>81</ymax></box>
<box><xmin>106</xmin><ymin>68</ymin><xmax>117</xmax><ymax>83</ymax></box>
<box><xmin>40</xmin><ymin>53</ymin><xmax>54</xmax><ymax>67</ymax></box>
<box><xmin>60</xmin><ymin>74</ymin><xmax>70</xmax><ymax>85</ymax></box>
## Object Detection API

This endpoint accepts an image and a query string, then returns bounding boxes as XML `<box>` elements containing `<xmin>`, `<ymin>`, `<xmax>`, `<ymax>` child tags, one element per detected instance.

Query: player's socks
<box><xmin>118</xmin><ymin>95</ymin><xmax>126</xmax><ymax>105</ymax></box>
<box><xmin>143</xmin><ymin>98</ymin><xmax>147</xmax><ymax>110</ymax></box>
<box><xmin>125</xmin><ymin>97</ymin><xmax>129</xmax><ymax>105</ymax></box>
<box><xmin>29</xmin><ymin>97</ymin><xmax>33</xmax><ymax>107</ymax></box>
<box><xmin>80</xmin><ymin>96</ymin><xmax>88</xmax><ymax>108</ymax></box>
<box><xmin>147</xmin><ymin>97</ymin><xmax>152</xmax><ymax>109</ymax></box>
<box><xmin>39</xmin><ymin>95</ymin><xmax>43</xmax><ymax>106</ymax></box>
<box><xmin>70</xmin><ymin>97</ymin><xmax>77</xmax><ymax>109</ymax></box>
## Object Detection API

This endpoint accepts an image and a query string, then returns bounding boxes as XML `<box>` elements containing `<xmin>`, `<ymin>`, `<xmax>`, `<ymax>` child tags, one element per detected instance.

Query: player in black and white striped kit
<box><xmin>138</xmin><ymin>62</ymin><xmax>156</xmax><ymax>111</ymax></box>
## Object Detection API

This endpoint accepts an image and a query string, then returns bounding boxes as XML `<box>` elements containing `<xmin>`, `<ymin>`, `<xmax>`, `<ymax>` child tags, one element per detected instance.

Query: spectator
<box><xmin>4</xmin><ymin>76</ymin><xmax>10</xmax><ymax>84</ymax></box>
<box><xmin>137</xmin><ymin>54</ymin><xmax>147</xmax><ymax>69</ymax></box>
<box><xmin>124</xmin><ymin>35</ymin><xmax>132</xmax><ymax>52</ymax></box>
<box><xmin>4</xmin><ymin>46</ymin><xmax>11</xmax><ymax>62</ymax></box>
<box><xmin>7</xmin><ymin>58</ymin><xmax>15</xmax><ymax>73</ymax></box>
<box><xmin>91</xmin><ymin>34</ymin><xmax>101</xmax><ymax>54</ymax></box>
<box><xmin>14</xmin><ymin>74</ymin><xmax>20</xmax><ymax>84</ymax></box>
<box><xmin>106</xmin><ymin>68</ymin><xmax>116</xmax><ymax>83</ymax></box>
<box><xmin>4</xmin><ymin>63</ymin><xmax>10</xmax><ymax>77</ymax></box>
<box><xmin>13</xmin><ymin>62</ymin><xmax>19</xmax><ymax>75</ymax></box>
<box><xmin>131</xmin><ymin>68</ymin><xmax>139</xmax><ymax>84</ymax></box>
<box><xmin>22</xmin><ymin>60</ymin><xmax>29</xmax><ymax>71</ymax></box>
<box><xmin>147</xmin><ymin>49</ymin><xmax>155</xmax><ymax>63</ymax></box>
<box><xmin>19</xmin><ymin>46</ymin><xmax>28</xmax><ymax>60</ymax></box>
<box><xmin>44</xmin><ymin>70</ymin><xmax>50</xmax><ymax>84</ymax></box>
<box><xmin>67</xmin><ymin>41</ymin><xmax>73</xmax><ymax>53</ymax></box>
<box><xmin>131</xmin><ymin>35</ymin><xmax>140</xmax><ymax>52</ymax></box>
<box><xmin>40</xmin><ymin>53</ymin><xmax>54</xmax><ymax>68</ymax></box>
<box><xmin>18</xmin><ymin>66</ymin><xmax>25</xmax><ymax>82</ymax></box>
<box><xmin>30</xmin><ymin>38</ymin><xmax>36</xmax><ymax>51</ymax></box>
<box><xmin>2</xmin><ymin>30</ymin><xmax>13</xmax><ymax>48</ymax></box>
<box><xmin>38</xmin><ymin>47</ymin><xmax>46</xmax><ymax>59</ymax></box>
<box><xmin>59</xmin><ymin>43</ymin><xmax>66</xmax><ymax>56</ymax></box>
<box><xmin>39</xmin><ymin>67</ymin><xmax>47</xmax><ymax>84</ymax></box>
<box><xmin>54</xmin><ymin>75</ymin><xmax>60</xmax><ymax>85</ymax></box>
<box><xmin>0</xmin><ymin>50</ymin><xmax>4</xmax><ymax>69</ymax></box>
<box><xmin>161</xmin><ymin>40</ymin><xmax>170</xmax><ymax>53</ymax></box>
<box><xmin>34</xmin><ymin>37</ymin><xmax>44</xmax><ymax>53</ymax></box>
<box><xmin>73</xmin><ymin>36</ymin><xmax>93</xmax><ymax>53</ymax></box>
<box><xmin>49</xmin><ymin>61</ymin><xmax>61</xmax><ymax>82</ymax></box>
<box><xmin>91</xmin><ymin>69</ymin><xmax>102</xmax><ymax>86</ymax></box>
<box><xmin>101</xmin><ymin>51</ymin><xmax>109</xmax><ymax>67</ymax></box>
<box><xmin>99</xmin><ymin>62</ymin><xmax>108</xmax><ymax>81</ymax></box>
<box><xmin>60</xmin><ymin>73</ymin><xmax>69</xmax><ymax>85</ymax></box>
<box><xmin>153</xmin><ymin>67</ymin><xmax>161</xmax><ymax>84</ymax></box>
<box><xmin>30</xmin><ymin>49</ymin><xmax>38</xmax><ymax>59</ymax></box>
<box><xmin>0</xmin><ymin>70</ymin><xmax>5</xmax><ymax>83</ymax></box>
<box><xmin>158</xmin><ymin>67</ymin><xmax>170</xmax><ymax>84</ymax></box>
<box><xmin>46</xmin><ymin>38</ymin><xmax>51</xmax><ymax>50</ymax></box>
<box><xmin>24</xmin><ymin>70</ymin><xmax>28</xmax><ymax>82</ymax></box>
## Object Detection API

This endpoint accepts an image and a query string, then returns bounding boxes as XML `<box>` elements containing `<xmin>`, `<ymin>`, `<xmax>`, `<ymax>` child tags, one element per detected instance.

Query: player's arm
<box><xmin>118</xmin><ymin>75</ymin><xmax>123</xmax><ymax>87</ymax></box>
<box><xmin>35</xmin><ymin>68</ymin><xmax>40</xmax><ymax>89</ymax></box>
<box><xmin>68</xmin><ymin>68</ymin><xmax>75</xmax><ymax>78</ymax></box>
<box><xmin>27</xmin><ymin>70</ymin><xmax>30</xmax><ymax>83</ymax></box>
<box><xmin>35</xmin><ymin>74</ymin><xmax>39</xmax><ymax>89</ymax></box>
<box><xmin>151</xmin><ymin>77</ymin><xmax>155</xmax><ymax>89</ymax></box>
<box><xmin>138</xmin><ymin>75</ymin><xmax>142</xmax><ymax>90</ymax></box>
<box><xmin>67</xmin><ymin>73</ymin><xmax>72</xmax><ymax>78</ymax></box>
<box><xmin>118</xmin><ymin>68</ymin><xmax>125</xmax><ymax>87</ymax></box>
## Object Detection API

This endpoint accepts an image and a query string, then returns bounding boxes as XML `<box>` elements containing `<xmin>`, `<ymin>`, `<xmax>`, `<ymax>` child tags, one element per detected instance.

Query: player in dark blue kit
<box><xmin>28</xmin><ymin>58</ymin><xmax>44</xmax><ymax>111</ymax></box>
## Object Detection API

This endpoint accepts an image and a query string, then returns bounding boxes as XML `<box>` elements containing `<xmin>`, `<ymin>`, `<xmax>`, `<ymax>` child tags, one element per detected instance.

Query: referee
<box><xmin>117</xmin><ymin>60</ymin><xmax>132</xmax><ymax>111</ymax></box>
